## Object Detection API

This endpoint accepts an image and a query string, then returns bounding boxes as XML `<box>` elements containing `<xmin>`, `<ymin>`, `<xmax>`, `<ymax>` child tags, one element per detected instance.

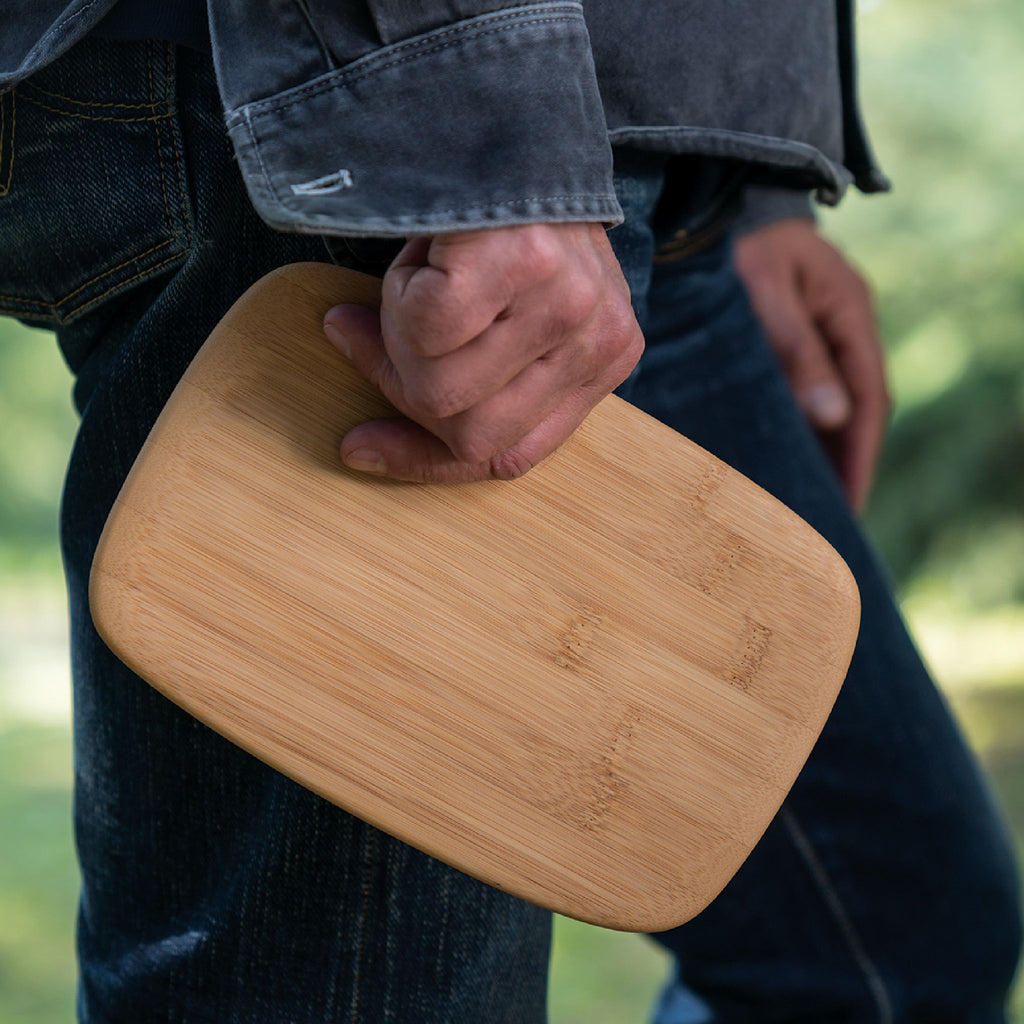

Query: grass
<box><xmin>0</xmin><ymin>723</ymin><xmax>78</xmax><ymax>1023</ymax></box>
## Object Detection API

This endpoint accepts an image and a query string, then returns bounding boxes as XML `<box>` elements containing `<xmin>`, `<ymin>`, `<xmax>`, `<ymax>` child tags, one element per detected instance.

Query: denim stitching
<box><xmin>433</xmin><ymin>873</ymin><xmax>453</xmax><ymax>989</ymax></box>
<box><xmin>146</xmin><ymin>42</ymin><xmax>175</xmax><ymax>242</ymax></box>
<box><xmin>3</xmin><ymin>240</ymin><xmax>175</xmax><ymax>308</ymax></box>
<box><xmin>161</xmin><ymin>44</ymin><xmax>192</xmax><ymax>250</ymax></box>
<box><xmin>254</xmin><ymin>196</ymin><xmax>622</xmax><ymax>235</ymax></box>
<box><xmin>67</xmin><ymin>254</ymin><xmax>181</xmax><ymax>317</ymax></box>
<box><xmin>51</xmin><ymin>0</ymin><xmax>105</xmax><ymax>38</ymax></box>
<box><xmin>17</xmin><ymin>92</ymin><xmax>174</xmax><ymax>123</ymax></box>
<box><xmin>265</xmin><ymin>185</ymin><xmax>619</xmax><ymax>218</ymax></box>
<box><xmin>0</xmin><ymin>46</ymin><xmax>190</xmax><ymax>322</ymax></box>
<box><xmin>337</xmin><ymin>14</ymin><xmax>583</xmax><ymax>87</ymax></box>
<box><xmin>0</xmin><ymin>249</ymin><xmax>180</xmax><ymax>321</ymax></box>
<box><xmin>235</xmin><ymin>7</ymin><xmax>584</xmax><ymax>120</ymax></box>
<box><xmin>367</xmin><ymin>2</ymin><xmax>582</xmax><ymax>64</ymax></box>
<box><xmin>244</xmin><ymin>107</ymin><xmax>275</xmax><ymax>202</ymax></box>
<box><xmin>19</xmin><ymin>81</ymin><xmax>167</xmax><ymax>112</ymax></box>
<box><xmin>781</xmin><ymin>807</ymin><xmax>895</xmax><ymax>1022</ymax></box>
<box><xmin>349</xmin><ymin>828</ymin><xmax>377</xmax><ymax>1023</ymax></box>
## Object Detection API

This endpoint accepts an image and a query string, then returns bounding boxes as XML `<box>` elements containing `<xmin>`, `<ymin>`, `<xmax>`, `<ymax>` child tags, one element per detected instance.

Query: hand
<box><xmin>733</xmin><ymin>218</ymin><xmax>890</xmax><ymax>511</ymax></box>
<box><xmin>322</xmin><ymin>223</ymin><xmax>643</xmax><ymax>483</ymax></box>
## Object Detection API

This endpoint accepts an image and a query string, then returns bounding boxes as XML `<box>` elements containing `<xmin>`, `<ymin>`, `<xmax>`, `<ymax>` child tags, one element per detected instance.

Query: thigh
<box><xmin>2</xmin><ymin>38</ymin><xmax>551</xmax><ymax>1024</ymax></box>
<box><xmin>620</xmin><ymin>240</ymin><xmax>1022</xmax><ymax>1021</ymax></box>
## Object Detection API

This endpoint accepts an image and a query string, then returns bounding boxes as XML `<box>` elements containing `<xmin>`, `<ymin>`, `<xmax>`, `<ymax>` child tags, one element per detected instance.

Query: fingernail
<box><xmin>804</xmin><ymin>384</ymin><xmax>850</xmax><ymax>427</ymax></box>
<box><xmin>323</xmin><ymin>309</ymin><xmax>351</xmax><ymax>358</ymax></box>
<box><xmin>343</xmin><ymin>448</ymin><xmax>387</xmax><ymax>474</ymax></box>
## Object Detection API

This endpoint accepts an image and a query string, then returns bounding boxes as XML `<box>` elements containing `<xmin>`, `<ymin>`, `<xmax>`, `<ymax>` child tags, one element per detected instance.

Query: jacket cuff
<box><xmin>221</xmin><ymin>4</ymin><xmax>621</xmax><ymax>237</ymax></box>
<box><xmin>733</xmin><ymin>184</ymin><xmax>816</xmax><ymax>236</ymax></box>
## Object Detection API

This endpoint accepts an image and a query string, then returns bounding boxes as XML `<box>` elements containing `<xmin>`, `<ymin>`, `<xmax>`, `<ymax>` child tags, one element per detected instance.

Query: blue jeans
<box><xmin>611</xmin><ymin>165</ymin><xmax>1024</xmax><ymax>1023</ymax></box>
<box><xmin>1</xmin><ymin>37</ymin><xmax>1019</xmax><ymax>1024</ymax></box>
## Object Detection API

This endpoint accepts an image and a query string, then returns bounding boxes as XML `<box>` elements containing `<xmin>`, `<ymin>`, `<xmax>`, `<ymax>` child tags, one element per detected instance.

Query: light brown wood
<box><xmin>89</xmin><ymin>263</ymin><xmax>859</xmax><ymax>932</ymax></box>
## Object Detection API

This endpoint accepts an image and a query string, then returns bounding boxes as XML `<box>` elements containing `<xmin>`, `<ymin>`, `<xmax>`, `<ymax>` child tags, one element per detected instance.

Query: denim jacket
<box><xmin>0</xmin><ymin>1</ymin><xmax>888</xmax><ymax>238</ymax></box>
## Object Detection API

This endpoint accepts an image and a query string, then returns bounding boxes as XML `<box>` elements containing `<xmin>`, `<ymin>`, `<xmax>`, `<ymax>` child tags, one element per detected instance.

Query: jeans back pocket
<box><xmin>0</xmin><ymin>38</ymin><xmax>192</xmax><ymax>327</ymax></box>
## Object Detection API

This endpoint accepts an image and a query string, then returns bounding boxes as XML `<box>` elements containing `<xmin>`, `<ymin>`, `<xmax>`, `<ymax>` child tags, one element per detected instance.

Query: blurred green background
<box><xmin>2</xmin><ymin>0</ymin><xmax>1022</xmax><ymax>1018</ymax></box>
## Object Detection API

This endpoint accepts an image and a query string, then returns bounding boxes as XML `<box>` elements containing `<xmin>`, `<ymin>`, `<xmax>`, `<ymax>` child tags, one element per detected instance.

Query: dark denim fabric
<box><xmin>0</xmin><ymin>0</ymin><xmax>889</xmax><ymax>239</ymax></box>
<box><xmin>614</xmin><ymin>239</ymin><xmax>1024</xmax><ymax>1024</ymax></box>
<box><xmin>5</xmin><ymin>40</ymin><xmax>552</xmax><ymax>1024</ymax></box>
<box><xmin>1</xmin><ymin>36</ymin><xmax>1019</xmax><ymax>1024</ymax></box>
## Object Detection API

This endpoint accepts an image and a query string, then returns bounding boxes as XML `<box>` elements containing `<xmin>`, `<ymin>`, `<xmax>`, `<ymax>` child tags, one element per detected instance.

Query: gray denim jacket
<box><xmin>0</xmin><ymin>1</ymin><xmax>888</xmax><ymax>238</ymax></box>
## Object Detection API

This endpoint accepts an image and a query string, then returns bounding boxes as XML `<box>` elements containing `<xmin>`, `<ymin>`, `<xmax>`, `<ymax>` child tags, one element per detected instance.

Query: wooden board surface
<box><xmin>89</xmin><ymin>263</ymin><xmax>859</xmax><ymax>932</ymax></box>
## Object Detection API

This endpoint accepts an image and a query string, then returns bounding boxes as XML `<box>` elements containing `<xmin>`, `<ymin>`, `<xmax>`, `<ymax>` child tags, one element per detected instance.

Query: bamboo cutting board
<box><xmin>89</xmin><ymin>263</ymin><xmax>859</xmax><ymax>932</ymax></box>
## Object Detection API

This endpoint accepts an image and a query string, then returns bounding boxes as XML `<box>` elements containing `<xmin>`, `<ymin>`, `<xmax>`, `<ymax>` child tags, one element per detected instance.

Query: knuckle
<box><xmin>389</xmin><ymin>281</ymin><xmax>463</xmax><ymax>357</ymax></box>
<box><xmin>592</xmin><ymin>303</ymin><xmax>642</xmax><ymax>365</ymax></box>
<box><xmin>560</xmin><ymin>275</ymin><xmax>602</xmax><ymax>326</ymax></box>
<box><xmin>617</xmin><ymin>326</ymin><xmax>646</xmax><ymax>376</ymax></box>
<box><xmin>516</xmin><ymin>227</ymin><xmax>563</xmax><ymax>282</ymax></box>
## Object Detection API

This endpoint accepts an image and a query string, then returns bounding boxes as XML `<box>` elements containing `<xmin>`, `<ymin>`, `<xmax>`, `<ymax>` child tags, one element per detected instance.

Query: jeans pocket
<box><xmin>0</xmin><ymin>38</ymin><xmax>193</xmax><ymax>327</ymax></box>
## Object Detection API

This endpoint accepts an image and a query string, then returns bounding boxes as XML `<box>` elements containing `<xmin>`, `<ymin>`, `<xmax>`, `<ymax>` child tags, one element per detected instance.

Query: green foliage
<box><xmin>550</xmin><ymin>919</ymin><xmax>669</xmax><ymax>1023</ymax></box>
<box><xmin>0</xmin><ymin>724</ymin><xmax>77</xmax><ymax>1023</ymax></box>
<box><xmin>0</xmin><ymin>320</ymin><xmax>77</xmax><ymax>574</ymax></box>
<box><xmin>823</xmin><ymin>0</ymin><xmax>1024</xmax><ymax>613</ymax></box>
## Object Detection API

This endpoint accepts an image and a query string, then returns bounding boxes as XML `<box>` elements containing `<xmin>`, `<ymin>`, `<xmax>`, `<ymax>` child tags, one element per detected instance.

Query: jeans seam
<box><xmin>17</xmin><ymin>91</ymin><xmax>175</xmax><ymax>123</ymax></box>
<box><xmin>0</xmin><ymin>90</ymin><xmax>12</xmax><ymax>196</ymax></box>
<box><xmin>781</xmin><ymin>807</ymin><xmax>895</xmax><ymax>1023</ymax></box>
<box><xmin>19</xmin><ymin>80</ymin><xmax>168</xmax><ymax>111</ymax></box>
<box><xmin>161</xmin><ymin>46</ymin><xmax>193</xmax><ymax>252</ymax></box>
<box><xmin>1</xmin><ymin>240</ymin><xmax>175</xmax><ymax>305</ymax></box>
<box><xmin>146</xmin><ymin>42</ymin><xmax>176</xmax><ymax>247</ymax></box>
<box><xmin>349</xmin><ymin>828</ymin><xmax>377</xmax><ymax>1023</ymax></box>
<box><xmin>51</xmin><ymin>0</ymin><xmax>105</xmax><ymax>40</ymax></box>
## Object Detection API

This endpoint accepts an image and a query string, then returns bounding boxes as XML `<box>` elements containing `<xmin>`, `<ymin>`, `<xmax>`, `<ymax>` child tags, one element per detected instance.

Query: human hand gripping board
<box><xmin>89</xmin><ymin>263</ymin><xmax>859</xmax><ymax>932</ymax></box>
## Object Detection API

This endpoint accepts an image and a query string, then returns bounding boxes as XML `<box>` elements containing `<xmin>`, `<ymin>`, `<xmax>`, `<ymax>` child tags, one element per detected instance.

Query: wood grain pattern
<box><xmin>89</xmin><ymin>263</ymin><xmax>859</xmax><ymax>932</ymax></box>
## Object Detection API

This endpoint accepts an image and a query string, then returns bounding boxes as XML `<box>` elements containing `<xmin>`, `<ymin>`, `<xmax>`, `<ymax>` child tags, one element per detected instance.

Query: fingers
<box><xmin>323</xmin><ymin>222</ymin><xmax>644</xmax><ymax>483</ymax></box>
<box><xmin>381</xmin><ymin>229</ymin><xmax>563</xmax><ymax>357</ymax></box>
<box><xmin>818</xmin><ymin>289</ymin><xmax>890</xmax><ymax>511</ymax></box>
<box><xmin>337</xmin><ymin>376</ymin><xmax>608</xmax><ymax>485</ymax></box>
<box><xmin>743</xmin><ymin>276</ymin><xmax>854</xmax><ymax>433</ymax></box>
<box><xmin>735</xmin><ymin>219</ymin><xmax>891</xmax><ymax>511</ymax></box>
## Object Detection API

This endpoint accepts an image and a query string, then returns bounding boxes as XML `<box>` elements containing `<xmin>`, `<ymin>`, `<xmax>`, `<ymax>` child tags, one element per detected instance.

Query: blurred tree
<box><xmin>824</xmin><ymin>0</ymin><xmax>1024</xmax><ymax>608</ymax></box>
<box><xmin>0</xmin><ymin>321</ymin><xmax>76</xmax><ymax>573</ymax></box>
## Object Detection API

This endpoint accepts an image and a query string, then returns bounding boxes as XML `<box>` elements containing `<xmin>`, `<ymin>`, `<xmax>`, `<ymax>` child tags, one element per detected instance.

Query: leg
<box><xmin>3</xmin><ymin>38</ymin><xmax>551</xmax><ymax>1023</ymax></box>
<box><xmin>617</xmin><ymin>237</ymin><xmax>1022</xmax><ymax>1022</ymax></box>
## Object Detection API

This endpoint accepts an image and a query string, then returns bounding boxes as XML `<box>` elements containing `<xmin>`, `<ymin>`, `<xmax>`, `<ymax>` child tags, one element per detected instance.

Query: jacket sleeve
<box><xmin>733</xmin><ymin>184</ymin><xmax>817</xmax><ymax>236</ymax></box>
<box><xmin>208</xmin><ymin>1</ymin><xmax>621</xmax><ymax>238</ymax></box>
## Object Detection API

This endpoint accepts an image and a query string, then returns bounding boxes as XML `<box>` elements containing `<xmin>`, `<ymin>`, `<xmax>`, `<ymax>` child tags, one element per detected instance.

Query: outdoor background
<box><xmin>2</xmin><ymin>0</ymin><xmax>1022</xmax><ymax>1019</ymax></box>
